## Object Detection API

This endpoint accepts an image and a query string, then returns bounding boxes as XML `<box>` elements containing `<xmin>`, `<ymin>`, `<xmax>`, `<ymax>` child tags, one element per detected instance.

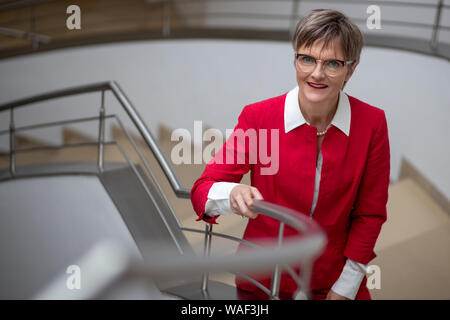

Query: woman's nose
<box><xmin>311</xmin><ymin>61</ymin><xmax>326</xmax><ymax>80</ymax></box>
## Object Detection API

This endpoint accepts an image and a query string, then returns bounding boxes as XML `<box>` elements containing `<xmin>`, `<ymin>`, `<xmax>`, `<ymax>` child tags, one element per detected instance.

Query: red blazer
<box><xmin>190</xmin><ymin>91</ymin><xmax>390</xmax><ymax>294</ymax></box>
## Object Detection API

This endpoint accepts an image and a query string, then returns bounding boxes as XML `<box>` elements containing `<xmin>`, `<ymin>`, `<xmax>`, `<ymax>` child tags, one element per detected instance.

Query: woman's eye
<box><xmin>327</xmin><ymin>60</ymin><xmax>340</xmax><ymax>68</ymax></box>
<box><xmin>302</xmin><ymin>56</ymin><xmax>314</xmax><ymax>64</ymax></box>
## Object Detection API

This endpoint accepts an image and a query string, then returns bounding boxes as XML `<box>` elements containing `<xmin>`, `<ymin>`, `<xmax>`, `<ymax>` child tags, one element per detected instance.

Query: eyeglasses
<box><xmin>295</xmin><ymin>53</ymin><xmax>355</xmax><ymax>77</ymax></box>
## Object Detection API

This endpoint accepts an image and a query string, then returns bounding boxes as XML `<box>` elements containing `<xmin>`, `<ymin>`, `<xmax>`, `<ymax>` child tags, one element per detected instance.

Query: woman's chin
<box><xmin>302</xmin><ymin>90</ymin><xmax>329</xmax><ymax>104</ymax></box>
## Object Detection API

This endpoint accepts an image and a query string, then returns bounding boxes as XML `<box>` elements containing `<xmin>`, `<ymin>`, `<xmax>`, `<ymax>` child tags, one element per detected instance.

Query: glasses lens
<box><xmin>325</xmin><ymin>60</ymin><xmax>343</xmax><ymax>76</ymax></box>
<box><xmin>297</xmin><ymin>55</ymin><xmax>315</xmax><ymax>72</ymax></box>
<box><xmin>296</xmin><ymin>55</ymin><xmax>348</xmax><ymax>77</ymax></box>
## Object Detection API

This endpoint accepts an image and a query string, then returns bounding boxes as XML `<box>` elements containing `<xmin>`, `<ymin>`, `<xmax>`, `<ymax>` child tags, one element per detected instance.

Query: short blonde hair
<box><xmin>292</xmin><ymin>9</ymin><xmax>363</xmax><ymax>62</ymax></box>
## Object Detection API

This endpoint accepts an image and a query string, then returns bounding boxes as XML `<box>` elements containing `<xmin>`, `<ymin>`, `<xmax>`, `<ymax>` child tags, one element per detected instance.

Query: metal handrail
<box><xmin>0</xmin><ymin>81</ymin><xmax>327</xmax><ymax>299</ymax></box>
<box><xmin>119</xmin><ymin>199</ymin><xmax>325</xmax><ymax>300</ymax></box>
<box><xmin>180</xmin><ymin>225</ymin><xmax>304</xmax><ymax>285</ymax></box>
<box><xmin>130</xmin><ymin>201</ymin><xmax>326</xmax><ymax>281</ymax></box>
<box><xmin>0</xmin><ymin>81</ymin><xmax>190</xmax><ymax>198</ymax></box>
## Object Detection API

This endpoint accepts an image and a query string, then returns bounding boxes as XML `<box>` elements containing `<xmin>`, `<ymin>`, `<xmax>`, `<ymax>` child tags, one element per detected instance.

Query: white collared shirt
<box><xmin>284</xmin><ymin>86</ymin><xmax>351</xmax><ymax>136</ymax></box>
<box><xmin>204</xmin><ymin>87</ymin><xmax>367</xmax><ymax>299</ymax></box>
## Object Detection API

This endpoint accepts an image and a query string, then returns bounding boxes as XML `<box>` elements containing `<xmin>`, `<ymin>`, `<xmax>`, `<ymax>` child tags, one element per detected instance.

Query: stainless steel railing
<box><xmin>132</xmin><ymin>199</ymin><xmax>325</xmax><ymax>299</ymax></box>
<box><xmin>0</xmin><ymin>81</ymin><xmax>190</xmax><ymax>198</ymax></box>
<box><xmin>0</xmin><ymin>81</ymin><xmax>326</xmax><ymax>299</ymax></box>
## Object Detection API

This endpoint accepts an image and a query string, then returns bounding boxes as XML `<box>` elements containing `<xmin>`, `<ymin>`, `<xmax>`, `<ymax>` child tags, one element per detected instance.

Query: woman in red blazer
<box><xmin>191</xmin><ymin>9</ymin><xmax>390</xmax><ymax>300</ymax></box>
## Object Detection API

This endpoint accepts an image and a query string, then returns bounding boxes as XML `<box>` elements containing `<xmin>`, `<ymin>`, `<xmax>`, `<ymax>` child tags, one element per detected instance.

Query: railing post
<box><xmin>163</xmin><ymin>0</ymin><xmax>171</xmax><ymax>37</ymax></box>
<box><xmin>9</xmin><ymin>108</ymin><xmax>15</xmax><ymax>176</ymax></box>
<box><xmin>270</xmin><ymin>221</ymin><xmax>284</xmax><ymax>299</ymax></box>
<box><xmin>294</xmin><ymin>262</ymin><xmax>312</xmax><ymax>300</ymax></box>
<box><xmin>289</xmin><ymin>0</ymin><xmax>300</xmax><ymax>38</ymax></box>
<box><xmin>430</xmin><ymin>0</ymin><xmax>443</xmax><ymax>50</ymax></box>
<box><xmin>201</xmin><ymin>223</ymin><xmax>213</xmax><ymax>296</ymax></box>
<box><xmin>97</xmin><ymin>90</ymin><xmax>105</xmax><ymax>172</ymax></box>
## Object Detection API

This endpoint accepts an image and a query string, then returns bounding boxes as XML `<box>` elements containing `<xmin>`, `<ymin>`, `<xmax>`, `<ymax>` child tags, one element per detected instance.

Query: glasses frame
<box><xmin>294</xmin><ymin>53</ymin><xmax>355</xmax><ymax>77</ymax></box>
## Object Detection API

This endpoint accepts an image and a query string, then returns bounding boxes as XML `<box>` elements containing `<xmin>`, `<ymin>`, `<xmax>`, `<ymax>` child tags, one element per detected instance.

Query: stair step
<box><xmin>370</xmin><ymin>178</ymin><xmax>450</xmax><ymax>299</ymax></box>
<box><xmin>370</xmin><ymin>222</ymin><xmax>450</xmax><ymax>299</ymax></box>
<box><xmin>376</xmin><ymin>178</ymin><xmax>450</xmax><ymax>252</ymax></box>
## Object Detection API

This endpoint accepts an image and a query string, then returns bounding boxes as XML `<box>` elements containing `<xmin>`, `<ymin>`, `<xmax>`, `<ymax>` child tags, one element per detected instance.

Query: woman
<box><xmin>190</xmin><ymin>9</ymin><xmax>390</xmax><ymax>300</ymax></box>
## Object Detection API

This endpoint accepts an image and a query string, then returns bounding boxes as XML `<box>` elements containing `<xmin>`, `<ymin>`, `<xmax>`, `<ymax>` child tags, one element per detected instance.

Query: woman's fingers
<box><xmin>250</xmin><ymin>187</ymin><xmax>264</xmax><ymax>200</ymax></box>
<box><xmin>234</xmin><ymin>194</ymin><xmax>248</xmax><ymax>216</ymax></box>
<box><xmin>230</xmin><ymin>193</ymin><xmax>241</xmax><ymax>214</ymax></box>
<box><xmin>242</xmin><ymin>190</ymin><xmax>258</xmax><ymax>219</ymax></box>
<box><xmin>230</xmin><ymin>186</ymin><xmax>259</xmax><ymax>219</ymax></box>
<box><xmin>242</xmin><ymin>188</ymin><xmax>254</xmax><ymax>207</ymax></box>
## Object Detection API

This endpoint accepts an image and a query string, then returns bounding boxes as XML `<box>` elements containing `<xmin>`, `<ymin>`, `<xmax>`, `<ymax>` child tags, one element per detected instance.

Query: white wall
<box><xmin>0</xmin><ymin>39</ymin><xmax>449</xmax><ymax>198</ymax></box>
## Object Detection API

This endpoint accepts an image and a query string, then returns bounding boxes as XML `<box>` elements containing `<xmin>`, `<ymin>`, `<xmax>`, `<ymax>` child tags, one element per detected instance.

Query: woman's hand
<box><xmin>326</xmin><ymin>289</ymin><xmax>350</xmax><ymax>300</ymax></box>
<box><xmin>230</xmin><ymin>185</ymin><xmax>264</xmax><ymax>219</ymax></box>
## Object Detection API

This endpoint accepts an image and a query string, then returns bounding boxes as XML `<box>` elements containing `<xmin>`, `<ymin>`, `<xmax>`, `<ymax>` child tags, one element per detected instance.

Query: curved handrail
<box><xmin>0</xmin><ymin>82</ymin><xmax>110</xmax><ymax>111</ymax></box>
<box><xmin>42</xmin><ymin>200</ymin><xmax>326</xmax><ymax>300</ymax></box>
<box><xmin>36</xmin><ymin>213</ymin><xmax>326</xmax><ymax>300</ymax></box>
<box><xmin>0</xmin><ymin>80</ymin><xmax>190</xmax><ymax>199</ymax></box>
<box><xmin>132</xmin><ymin>211</ymin><xmax>326</xmax><ymax>281</ymax></box>
<box><xmin>180</xmin><ymin>199</ymin><xmax>326</xmax><ymax>298</ymax></box>
<box><xmin>136</xmin><ymin>200</ymin><xmax>326</xmax><ymax>273</ymax></box>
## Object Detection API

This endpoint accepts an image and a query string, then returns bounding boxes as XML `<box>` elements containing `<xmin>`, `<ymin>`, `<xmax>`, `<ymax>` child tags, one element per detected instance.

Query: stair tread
<box><xmin>376</xmin><ymin>178</ymin><xmax>450</xmax><ymax>252</ymax></box>
<box><xmin>371</xmin><ymin>222</ymin><xmax>450</xmax><ymax>299</ymax></box>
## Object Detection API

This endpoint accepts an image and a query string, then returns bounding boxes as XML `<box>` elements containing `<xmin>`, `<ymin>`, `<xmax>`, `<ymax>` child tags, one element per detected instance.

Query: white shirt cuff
<box><xmin>331</xmin><ymin>259</ymin><xmax>367</xmax><ymax>300</ymax></box>
<box><xmin>204</xmin><ymin>182</ymin><xmax>241</xmax><ymax>217</ymax></box>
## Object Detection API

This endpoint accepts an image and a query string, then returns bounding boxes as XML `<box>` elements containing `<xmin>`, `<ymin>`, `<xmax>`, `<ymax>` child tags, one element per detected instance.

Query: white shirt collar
<box><xmin>284</xmin><ymin>86</ymin><xmax>351</xmax><ymax>136</ymax></box>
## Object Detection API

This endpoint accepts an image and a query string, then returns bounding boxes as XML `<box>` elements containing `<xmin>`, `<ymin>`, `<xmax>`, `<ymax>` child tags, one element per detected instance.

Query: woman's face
<box><xmin>295</xmin><ymin>39</ymin><xmax>358</xmax><ymax>106</ymax></box>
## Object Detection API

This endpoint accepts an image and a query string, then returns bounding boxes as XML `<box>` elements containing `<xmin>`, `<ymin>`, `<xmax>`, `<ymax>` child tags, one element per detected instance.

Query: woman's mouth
<box><xmin>307</xmin><ymin>82</ymin><xmax>328</xmax><ymax>89</ymax></box>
